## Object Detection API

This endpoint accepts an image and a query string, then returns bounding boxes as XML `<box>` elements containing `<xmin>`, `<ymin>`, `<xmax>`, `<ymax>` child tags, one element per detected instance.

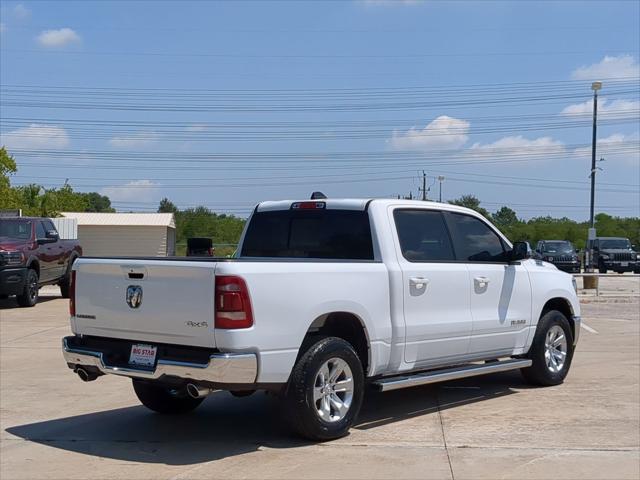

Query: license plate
<box><xmin>129</xmin><ymin>344</ymin><xmax>157</xmax><ymax>367</ymax></box>
<box><xmin>621</xmin><ymin>262</ymin><xmax>629</xmax><ymax>267</ymax></box>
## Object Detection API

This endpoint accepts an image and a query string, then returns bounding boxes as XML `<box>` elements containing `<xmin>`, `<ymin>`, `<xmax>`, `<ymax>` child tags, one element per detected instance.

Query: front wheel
<box><xmin>132</xmin><ymin>380</ymin><xmax>204</xmax><ymax>414</ymax></box>
<box><xmin>521</xmin><ymin>310</ymin><xmax>574</xmax><ymax>386</ymax></box>
<box><xmin>16</xmin><ymin>269</ymin><xmax>39</xmax><ymax>307</ymax></box>
<box><xmin>285</xmin><ymin>337</ymin><xmax>364</xmax><ymax>441</ymax></box>
<box><xmin>598</xmin><ymin>262</ymin><xmax>607</xmax><ymax>274</ymax></box>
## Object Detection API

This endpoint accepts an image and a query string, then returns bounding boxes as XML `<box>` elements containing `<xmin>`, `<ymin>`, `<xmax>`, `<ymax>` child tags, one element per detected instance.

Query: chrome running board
<box><xmin>373</xmin><ymin>358</ymin><xmax>532</xmax><ymax>392</ymax></box>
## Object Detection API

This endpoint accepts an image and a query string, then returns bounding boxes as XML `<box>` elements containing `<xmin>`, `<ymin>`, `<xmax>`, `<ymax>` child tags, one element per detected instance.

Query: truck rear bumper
<box><xmin>62</xmin><ymin>336</ymin><xmax>257</xmax><ymax>384</ymax></box>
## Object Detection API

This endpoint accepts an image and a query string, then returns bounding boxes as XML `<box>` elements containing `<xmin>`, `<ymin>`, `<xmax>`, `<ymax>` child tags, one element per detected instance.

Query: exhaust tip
<box><xmin>186</xmin><ymin>383</ymin><xmax>211</xmax><ymax>399</ymax></box>
<box><xmin>75</xmin><ymin>367</ymin><xmax>98</xmax><ymax>382</ymax></box>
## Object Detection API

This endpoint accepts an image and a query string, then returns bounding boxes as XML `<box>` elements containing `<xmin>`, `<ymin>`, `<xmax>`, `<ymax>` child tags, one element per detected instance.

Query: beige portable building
<box><xmin>60</xmin><ymin>213</ymin><xmax>176</xmax><ymax>257</ymax></box>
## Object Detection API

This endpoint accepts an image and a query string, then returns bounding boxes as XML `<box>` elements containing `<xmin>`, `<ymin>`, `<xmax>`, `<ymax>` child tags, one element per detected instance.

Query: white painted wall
<box><xmin>50</xmin><ymin>218</ymin><xmax>78</xmax><ymax>240</ymax></box>
<box><xmin>77</xmin><ymin>225</ymin><xmax>174</xmax><ymax>257</ymax></box>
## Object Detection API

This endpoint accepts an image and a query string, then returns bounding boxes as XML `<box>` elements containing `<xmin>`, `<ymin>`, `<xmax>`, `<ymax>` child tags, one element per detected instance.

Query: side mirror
<box><xmin>38</xmin><ymin>230</ymin><xmax>59</xmax><ymax>244</ymax></box>
<box><xmin>510</xmin><ymin>241</ymin><xmax>530</xmax><ymax>261</ymax></box>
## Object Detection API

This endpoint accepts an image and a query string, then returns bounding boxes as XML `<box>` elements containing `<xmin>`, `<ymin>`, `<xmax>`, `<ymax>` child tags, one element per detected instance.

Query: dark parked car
<box><xmin>0</xmin><ymin>217</ymin><xmax>82</xmax><ymax>307</ymax></box>
<box><xmin>534</xmin><ymin>240</ymin><xmax>581</xmax><ymax>273</ymax></box>
<box><xmin>186</xmin><ymin>237</ymin><xmax>214</xmax><ymax>256</ymax></box>
<box><xmin>587</xmin><ymin>237</ymin><xmax>639</xmax><ymax>274</ymax></box>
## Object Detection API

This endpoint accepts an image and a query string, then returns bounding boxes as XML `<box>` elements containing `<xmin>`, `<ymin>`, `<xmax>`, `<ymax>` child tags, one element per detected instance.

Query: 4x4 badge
<box><xmin>126</xmin><ymin>285</ymin><xmax>143</xmax><ymax>309</ymax></box>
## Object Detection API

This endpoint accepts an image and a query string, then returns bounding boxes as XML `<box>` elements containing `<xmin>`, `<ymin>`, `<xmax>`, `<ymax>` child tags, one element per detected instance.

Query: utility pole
<box><xmin>437</xmin><ymin>176</ymin><xmax>445</xmax><ymax>202</ymax></box>
<box><xmin>420</xmin><ymin>171</ymin><xmax>427</xmax><ymax>201</ymax></box>
<box><xmin>587</xmin><ymin>81</ymin><xmax>602</xmax><ymax>272</ymax></box>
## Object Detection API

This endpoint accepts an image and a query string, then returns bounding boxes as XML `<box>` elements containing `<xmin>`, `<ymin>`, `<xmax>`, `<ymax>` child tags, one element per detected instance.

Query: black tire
<box><xmin>521</xmin><ymin>310</ymin><xmax>574</xmax><ymax>386</ymax></box>
<box><xmin>16</xmin><ymin>269</ymin><xmax>39</xmax><ymax>307</ymax></box>
<box><xmin>59</xmin><ymin>258</ymin><xmax>76</xmax><ymax>299</ymax></box>
<box><xmin>132</xmin><ymin>380</ymin><xmax>204</xmax><ymax>414</ymax></box>
<box><xmin>285</xmin><ymin>336</ymin><xmax>364</xmax><ymax>441</ymax></box>
<box><xmin>598</xmin><ymin>262</ymin><xmax>607</xmax><ymax>274</ymax></box>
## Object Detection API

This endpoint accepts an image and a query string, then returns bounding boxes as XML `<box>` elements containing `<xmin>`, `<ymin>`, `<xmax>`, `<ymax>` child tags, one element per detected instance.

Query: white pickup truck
<box><xmin>63</xmin><ymin>198</ymin><xmax>580</xmax><ymax>440</ymax></box>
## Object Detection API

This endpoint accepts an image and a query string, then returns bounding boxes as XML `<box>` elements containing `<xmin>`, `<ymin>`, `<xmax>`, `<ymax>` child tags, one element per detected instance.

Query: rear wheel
<box><xmin>132</xmin><ymin>380</ymin><xmax>204</xmax><ymax>414</ymax></box>
<box><xmin>285</xmin><ymin>336</ymin><xmax>364</xmax><ymax>441</ymax></box>
<box><xmin>16</xmin><ymin>269</ymin><xmax>39</xmax><ymax>307</ymax></box>
<box><xmin>521</xmin><ymin>310</ymin><xmax>574</xmax><ymax>386</ymax></box>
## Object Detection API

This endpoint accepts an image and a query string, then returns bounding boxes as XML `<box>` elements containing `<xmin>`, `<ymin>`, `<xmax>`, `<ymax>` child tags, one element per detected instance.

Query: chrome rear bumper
<box><xmin>62</xmin><ymin>337</ymin><xmax>257</xmax><ymax>384</ymax></box>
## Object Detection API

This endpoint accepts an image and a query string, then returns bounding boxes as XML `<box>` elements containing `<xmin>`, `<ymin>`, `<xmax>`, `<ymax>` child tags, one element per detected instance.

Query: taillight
<box><xmin>69</xmin><ymin>270</ymin><xmax>76</xmax><ymax>317</ymax></box>
<box><xmin>215</xmin><ymin>275</ymin><xmax>253</xmax><ymax>329</ymax></box>
<box><xmin>291</xmin><ymin>201</ymin><xmax>325</xmax><ymax>210</ymax></box>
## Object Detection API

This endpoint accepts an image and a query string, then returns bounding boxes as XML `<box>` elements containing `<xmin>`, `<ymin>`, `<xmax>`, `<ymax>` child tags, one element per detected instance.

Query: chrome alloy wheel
<box><xmin>27</xmin><ymin>272</ymin><xmax>38</xmax><ymax>301</ymax></box>
<box><xmin>545</xmin><ymin>325</ymin><xmax>568</xmax><ymax>373</ymax></box>
<box><xmin>313</xmin><ymin>357</ymin><xmax>354</xmax><ymax>423</ymax></box>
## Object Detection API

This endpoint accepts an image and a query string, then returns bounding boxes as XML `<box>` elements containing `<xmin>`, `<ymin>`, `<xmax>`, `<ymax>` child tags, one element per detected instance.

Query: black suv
<box><xmin>588</xmin><ymin>237</ymin><xmax>639</xmax><ymax>274</ymax></box>
<box><xmin>534</xmin><ymin>240</ymin><xmax>581</xmax><ymax>273</ymax></box>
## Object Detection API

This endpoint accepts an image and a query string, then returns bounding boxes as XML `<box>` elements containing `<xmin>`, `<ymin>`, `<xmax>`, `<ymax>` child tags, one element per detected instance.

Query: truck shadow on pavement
<box><xmin>0</xmin><ymin>294</ymin><xmax>60</xmax><ymax>310</ymax></box>
<box><xmin>6</xmin><ymin>371</ymin><xmax>526</xmax><ymax>465</ymax></box>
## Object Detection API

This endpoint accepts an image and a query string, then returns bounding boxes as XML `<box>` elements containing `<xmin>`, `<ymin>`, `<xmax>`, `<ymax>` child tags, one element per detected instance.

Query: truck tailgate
<box><xmin>72</xmin><ymin>258</ymin><xmax>217</xmax><ymax>348</ymax></box>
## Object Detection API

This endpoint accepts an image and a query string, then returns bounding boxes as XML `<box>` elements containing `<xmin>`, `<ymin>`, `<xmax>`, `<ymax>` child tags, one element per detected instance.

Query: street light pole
<box><xmin>437</xmin><ymin>176</ymin><xmax>445</xmax><ymax>202</ymax></box>
<box><xmin>587</xmin><ymin>81</ymin><xmax>602</xmax><ymax>272</ymax></box>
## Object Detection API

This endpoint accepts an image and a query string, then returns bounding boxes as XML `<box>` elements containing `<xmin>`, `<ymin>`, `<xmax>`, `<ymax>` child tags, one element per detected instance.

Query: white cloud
<box><xmin>469</xmin><ymin>135</ymin><xmax>566</xmax><ymax>160</ymax></box>
<box><xmin>573</xmin><ymin>132</ymin><xmax>640</xmax><ymax>166</ymax></box>
<box><xmin>571</xmin><ymin>55</ymin><xmax>639</xmax><ymax>81</ymax></box>
<box><xmin>36</xmin><ymin>28</ymin><xmax>81</xmax><ymax>48</ymax></box>
<box><xmin>109</xmin><ymin>131</ymin><xmax>159</xmax><ymax>149</ymax></box>
<box><xmin>0</xmin><ymin>124</ymin><xmax>70</xmax><ymax>149</ymax></box>
<box><xmin>100</xmin><ymin>180</ymin><xmax>161</xmax><ymax>203</ymax></box>
<box><xmin>13</xmin><ymin>4</ymin><xmax>30</xmax><ymax>19</ymax></box>
<box><xmin>390</xmin><ymin>115</ymin><xmax>470</xmax><ymax>151</ymax></box>
<box><xmin>561</xmin><ymin>98</ymin><xmax>640</xmax><ymax>118</ymax></box>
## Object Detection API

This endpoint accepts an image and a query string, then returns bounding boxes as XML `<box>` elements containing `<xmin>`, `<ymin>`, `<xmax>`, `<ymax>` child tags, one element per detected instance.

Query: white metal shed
<box><xmin>60</xmin><ymin>212</ymin><xmax>176</xmax><ymax>257</ymax></box>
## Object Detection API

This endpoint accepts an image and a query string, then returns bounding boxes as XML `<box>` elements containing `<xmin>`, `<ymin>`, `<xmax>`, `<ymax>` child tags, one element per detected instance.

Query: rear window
<box><xmin>240</xmin><ymin>209</ymin><xmax>374</xmax><ymax>260</ymax></box>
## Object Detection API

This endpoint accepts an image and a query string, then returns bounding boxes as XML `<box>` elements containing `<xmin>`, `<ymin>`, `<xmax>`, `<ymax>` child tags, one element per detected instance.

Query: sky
<box><xmin>0</xmin><ymin>0</ymin><xmax>639</xmax><ymax>220</ymax></box>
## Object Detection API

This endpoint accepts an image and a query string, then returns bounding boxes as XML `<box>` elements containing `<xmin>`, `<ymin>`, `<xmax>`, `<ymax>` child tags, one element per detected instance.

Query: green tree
<box><xmin>82</xmin><ymin>192</ymin><xmax>115</xmax><ymax>212</ymax></box>
<box><xmin>448</xmin><ymin>194</ymin><xmax>489</xmax><ymax>217</ymax></box>
<box><xmin>492</xmin><ymin>206</ymin><xmax>519</xmax><ymax>227</ymax></box>
<box><xmin>158</xmin><ymin>197</ymin><xmax>179</xmax><ymax>213</ymax></box>
<box><xmin>0</xmin><ymin>147</ymin><xmax>21</xmax><ymax>210</ymax></box>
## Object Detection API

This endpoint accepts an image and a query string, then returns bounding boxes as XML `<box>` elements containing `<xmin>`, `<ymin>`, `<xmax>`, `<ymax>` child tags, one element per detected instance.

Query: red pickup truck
<box><xmin>0</xmin><ymin>217</ymin><xmax>82</xmax><ymax>307</ymax></box>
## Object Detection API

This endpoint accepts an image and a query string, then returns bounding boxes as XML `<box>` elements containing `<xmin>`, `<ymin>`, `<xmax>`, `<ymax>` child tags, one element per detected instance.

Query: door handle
<box><xmin>409</xmin><ymin>277</ymin><xmax>430</xmax><ymax>289</ymax></box>
<box><xmin>474</xmin><ymin>276</ymin><xmax>490</xmax><ymax>286</ymax></box>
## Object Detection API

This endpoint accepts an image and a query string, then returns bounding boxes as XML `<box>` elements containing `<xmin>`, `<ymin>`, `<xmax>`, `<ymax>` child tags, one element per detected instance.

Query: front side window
<box><xmin>446</xmin><ymin>212</ymin><xmax>507</xmax><ymax>262</ymax></box>
<box><xmin>36</xmin><ymin>222</ymin><xmax>47</xmax><ymax>240</ymax></box>
<box><xmin>393</xmin><ymin>209</ymin><xmax>455</xmax><ymax>262</ymax></box>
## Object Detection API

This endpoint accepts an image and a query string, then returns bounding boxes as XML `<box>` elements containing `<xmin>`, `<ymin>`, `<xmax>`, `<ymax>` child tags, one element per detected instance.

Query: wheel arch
<box><xmin>26</xmin><ymin>257</ymin><xmax>40</xmax><ymax>277</ymax></box>
<box><xmin>541</xmin><ymin>297</ymin><xmax>576</xmax><ymax>342</ymax></box>
<box><xmin>299</xmin><ymin>311</ymin><xmax>371</xmax><ymax>375</ymax></box>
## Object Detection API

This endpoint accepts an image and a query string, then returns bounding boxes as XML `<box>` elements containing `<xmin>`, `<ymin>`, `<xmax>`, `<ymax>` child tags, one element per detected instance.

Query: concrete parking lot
<box><xmin>1</xmin><ymin>279</ymin><xmax>639</xmax><ymax>480</ymax></box>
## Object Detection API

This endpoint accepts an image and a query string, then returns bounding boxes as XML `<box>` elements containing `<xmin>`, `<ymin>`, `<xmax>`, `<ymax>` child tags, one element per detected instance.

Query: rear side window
<box><xmin>445</xmin><ymin>212</ymin><xmax>507</xmax><ymax>262</ymax></box>
<box><xmin>394</xmin><ymin>209</ymin><xmax>454</xmax><ymax>262</ymax></box>
<box><xmin>241</xmin><ymin>209</ymin><xmax>374</xmax><ymax>260</ymax></box>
